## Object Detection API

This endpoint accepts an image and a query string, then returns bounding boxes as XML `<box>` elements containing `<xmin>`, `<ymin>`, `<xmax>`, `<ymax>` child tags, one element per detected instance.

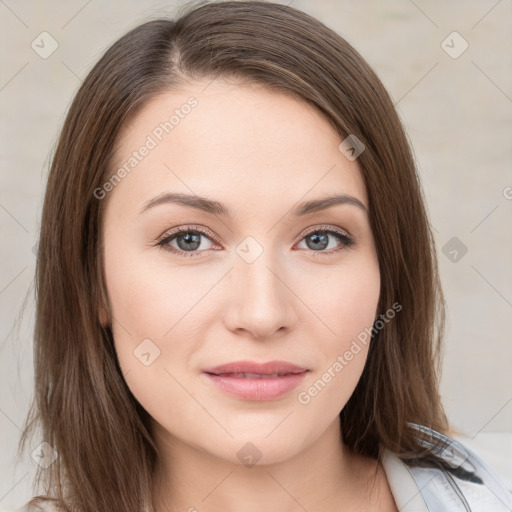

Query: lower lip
<box><xmin>203</xmin><ymin>372</ymin><xmax>308</xmax><ymax>400</ymax></box>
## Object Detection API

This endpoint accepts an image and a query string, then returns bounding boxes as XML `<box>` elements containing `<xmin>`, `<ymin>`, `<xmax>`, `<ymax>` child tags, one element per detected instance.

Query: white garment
<box><xmin>380</xmin><ymin>423</ymin><xmax>512</xmax><ymax>511</ymax></box>
<box><xmin>381</xmin><ymin>448</ymin><xmax>430</xmax><ymax>511</ymax></box>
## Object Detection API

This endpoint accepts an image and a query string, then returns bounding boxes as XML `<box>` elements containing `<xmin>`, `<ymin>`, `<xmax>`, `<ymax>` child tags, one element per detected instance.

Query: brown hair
<box><xmin>18</xmin><ymin>1</ymin><xmax>450</xmax><ymax>510</ymax></box>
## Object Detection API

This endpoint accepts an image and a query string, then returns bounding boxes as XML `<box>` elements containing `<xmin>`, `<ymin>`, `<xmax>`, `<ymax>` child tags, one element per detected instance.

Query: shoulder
<box><xmin>381</xmin><ymin>423</ymin><xmax>512</xmax><ymax>512</ymax></box>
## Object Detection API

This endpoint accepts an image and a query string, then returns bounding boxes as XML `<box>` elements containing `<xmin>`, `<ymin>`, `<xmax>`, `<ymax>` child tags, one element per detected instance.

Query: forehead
<box><xmin>106</xmin><ymin>79</ymin><xmax>368</xmax><ymax>218</ymax></box>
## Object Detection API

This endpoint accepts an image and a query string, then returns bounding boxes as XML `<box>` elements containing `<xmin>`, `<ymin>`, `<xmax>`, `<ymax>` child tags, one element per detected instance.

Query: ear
<box><xmin>99</xmin><ymin>306</ymin><xmax>110</xmax><ymax>327</ymax></box>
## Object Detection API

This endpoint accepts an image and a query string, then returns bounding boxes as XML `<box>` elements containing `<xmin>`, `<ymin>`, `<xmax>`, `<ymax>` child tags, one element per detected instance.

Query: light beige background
<box><xmin>1</xmin><ymin>0</ymin><xmax>511</xmax><ymax>508</ymax></box>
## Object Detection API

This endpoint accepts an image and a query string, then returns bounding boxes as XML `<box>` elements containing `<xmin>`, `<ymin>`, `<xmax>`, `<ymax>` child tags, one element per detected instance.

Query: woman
<box><xmin>15</xmin><ymin>1</ymin><xmax>512</xmax><ymax>511</ymax></box>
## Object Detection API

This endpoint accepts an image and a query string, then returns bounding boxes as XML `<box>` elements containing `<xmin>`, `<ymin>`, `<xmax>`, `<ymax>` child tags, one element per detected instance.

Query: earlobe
<box><xmin>99</xmin><ymin>306</ymin><xmax>110</xmax><ymax>327</ymax></box>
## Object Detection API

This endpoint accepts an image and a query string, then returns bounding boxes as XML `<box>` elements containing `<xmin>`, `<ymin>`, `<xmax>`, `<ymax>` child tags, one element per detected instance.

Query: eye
<box><xmin>155</xmin><ymin>224</ymin><xmax>355</xmax><ymax>258</ymax></box>
<box><xmin>156</xmin><ymin>226</ymin><xmax>219</xmax><ymax>258</ymax></box>
<box><xmin>295</xmin><ymin>226</ymin><xmax>355</xmax><ymax>256</ymax></box>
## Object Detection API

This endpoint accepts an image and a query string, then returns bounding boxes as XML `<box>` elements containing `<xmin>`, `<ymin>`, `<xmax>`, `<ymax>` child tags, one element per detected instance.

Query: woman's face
<box><xmin>101</xmin><ymin>78</ymin><xmax>380</xmax><ymax>466</ymax></box>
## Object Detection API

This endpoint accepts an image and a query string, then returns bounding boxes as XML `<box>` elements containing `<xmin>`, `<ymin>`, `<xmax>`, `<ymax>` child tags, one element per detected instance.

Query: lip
<box><xmin>201</xmin><ymin>360</ymin><xmax>309</xmax><ymax>401</ymax></box>
<box><xmin>202</xmin><ymin>360</ymin><xmax>308</xmax><ymax>376</ymax></box>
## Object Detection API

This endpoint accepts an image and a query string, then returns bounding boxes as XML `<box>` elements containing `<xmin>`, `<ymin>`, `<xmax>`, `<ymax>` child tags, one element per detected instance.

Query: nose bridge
<box><xmin>225</xmin><ymin>237</ymin><xmax>295</xmax><ymax>337</ymax></box>
<box><xmin>236</xmin><ymin>240</ymin><xmax>286</xmax><ymax>307</ymax></box>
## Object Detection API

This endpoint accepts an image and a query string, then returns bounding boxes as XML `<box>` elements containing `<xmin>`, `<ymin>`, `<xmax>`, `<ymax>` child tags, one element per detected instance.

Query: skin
<box><xmin>100</xmin><ymin>78</ymin><xmax>398</xmax><ymax>511</ymax></box>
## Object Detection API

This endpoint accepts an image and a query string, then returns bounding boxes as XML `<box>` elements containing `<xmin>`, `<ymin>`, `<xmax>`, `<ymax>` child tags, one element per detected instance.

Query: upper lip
<box><xmin>202</xmin><ymin>360</ymin><xmax>309</xmax><ymax>376</ymax></box>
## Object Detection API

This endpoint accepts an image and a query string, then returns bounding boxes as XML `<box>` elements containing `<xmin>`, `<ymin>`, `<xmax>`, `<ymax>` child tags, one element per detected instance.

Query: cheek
<box><xmin>103</xmin><ymin>246</ymin><xmax>215</xmax><ymax>395</ymax></box>
<box><xmin>103</xmin><ymin>260</ymin><xmax>190</xmax><ymax>425</ymax></box>
<box><xmin>334</xmin><ymin>268</ymin><xmax>380</xmax><ymax>345</ymax></box>
<box><xmin>104</xmin><ymin>237</ymin><xmax>214</xmax><ymax>340</ymax></box>
<box><xmin>295</xmin><ymin>254</ymin><xmax>380</xmax><ymax>409</ymax></box>
<box><xmin>297</xmin><ymin>251</ymin><xmax>380</xmax><ymax>346</ymax></box>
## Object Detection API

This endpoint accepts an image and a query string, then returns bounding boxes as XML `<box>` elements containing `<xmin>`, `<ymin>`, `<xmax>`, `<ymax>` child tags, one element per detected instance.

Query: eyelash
<box><xmin>155</xmin><ymin>224</ymin><xmax>355</xmax><ymax>258</ymax></box>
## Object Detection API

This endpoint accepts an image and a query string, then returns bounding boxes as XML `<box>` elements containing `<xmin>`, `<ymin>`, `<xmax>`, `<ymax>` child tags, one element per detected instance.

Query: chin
<box><xmin>208</xmin><ymin>432</ymin><xmax>309</xmax><ymax>468</ymax></box>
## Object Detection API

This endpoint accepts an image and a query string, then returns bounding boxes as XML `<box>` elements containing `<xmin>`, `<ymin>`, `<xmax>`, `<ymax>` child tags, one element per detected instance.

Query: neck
<box><xmin>150</xmin><ymin>417</ymin><xmax>381</xmax><ymax>512</ymax></box>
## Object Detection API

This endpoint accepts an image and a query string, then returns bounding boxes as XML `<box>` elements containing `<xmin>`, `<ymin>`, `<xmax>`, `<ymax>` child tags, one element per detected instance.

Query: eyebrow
<box><xmin>139</xmin><ymin>192</ymin><xmax>368</xmax><ymax>217</ymax></box>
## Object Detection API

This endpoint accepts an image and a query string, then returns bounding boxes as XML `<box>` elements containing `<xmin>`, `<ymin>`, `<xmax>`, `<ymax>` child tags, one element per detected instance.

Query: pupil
<box><xmin>308</xmin><ymin>232</ymin><xmax>328</xmax><ymax>250</ymax></box>
<box><xmin>178</xmin><ymin>232</ymin><xmax>201</xmax><ymax>251</ymax></box>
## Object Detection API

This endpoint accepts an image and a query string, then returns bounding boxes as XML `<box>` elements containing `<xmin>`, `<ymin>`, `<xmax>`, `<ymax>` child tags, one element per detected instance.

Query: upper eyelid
<box><xmin>156</xmin><ymin>224</ymin><xmax>354</xmax><ymax>253</ymax></box>
<box><xmin>157</xmin><ymin>224</ymin><xmax>352</xmax><ymax>243</ymax></box>
<box><xmin>155</xmin><ymin>224</ymin><xmax>217</xmax><ymax>245</ymax></box>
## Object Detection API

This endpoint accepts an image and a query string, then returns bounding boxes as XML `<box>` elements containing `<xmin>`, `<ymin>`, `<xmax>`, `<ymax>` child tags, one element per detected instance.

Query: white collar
<box><xmin>380</xmin><ymin>448</ymin><xmax>430</xmax><ymax>511</ymax></box>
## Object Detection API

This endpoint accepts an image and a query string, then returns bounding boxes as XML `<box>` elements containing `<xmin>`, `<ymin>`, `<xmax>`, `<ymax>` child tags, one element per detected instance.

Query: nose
<box><xmin>223</xmin><ymin>253</ymin><xmax>297</xmax><ymax>340</ymax></box>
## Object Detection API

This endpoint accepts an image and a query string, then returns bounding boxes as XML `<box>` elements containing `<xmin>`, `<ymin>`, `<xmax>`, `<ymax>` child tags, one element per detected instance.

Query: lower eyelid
<box><xmin>158</xmin><ymin>229</ymin><xmax>217</xmax><ymax>252</ymax></box>
<box><xmin>298</xmin><ymin>230</ymin><xmax>355</xmax><ymax>251</ymax></box>
<box><xmin>157</xmin><ymin>227</ymin><xmax>354</xmax><ymax>255</ymax></box>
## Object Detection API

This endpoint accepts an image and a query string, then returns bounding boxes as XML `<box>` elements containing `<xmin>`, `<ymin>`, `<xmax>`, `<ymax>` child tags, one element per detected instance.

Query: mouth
<box><xmin>202</xmin><ymin>360</ymin><xmax>309</xmax><ymax>376</ymax></box>
<box><xmin>201</xmin><ymin>360</ymin><xmax>309</xmax><ymax>400</ymax></box>
<box><xmin>206</xmin><ymin>371</ymin><xmax>304</xmax><ymax>379</ymax></box>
